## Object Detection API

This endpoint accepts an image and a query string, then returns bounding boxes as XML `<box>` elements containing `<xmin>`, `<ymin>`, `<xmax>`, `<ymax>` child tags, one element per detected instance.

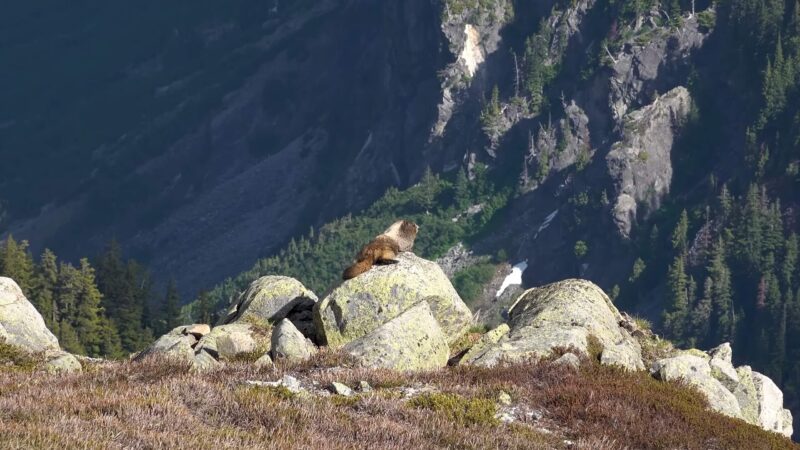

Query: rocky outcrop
<box><xmin>606</xmin><ymin>86</ymin><xmax>692</xmax><ymax>238</ymax></box>
<box><xmin>195</xmin><ymin>323</ymin><xmax>270</xmax><ymax>361</ymax></box>
<box><xmin>0</xmin><ymin>277</ymin><xmax>81</xmax><ymax>373</ymax></box>
<box><xmin>136</xmin><ymin>325</ymin><xmax>205</xmax><ymax>364</ymax></box>
<box><xmin>271</xmin><ymin>319</ymin><xmax>317</xmax><ymax>362</ymax></box>
<box><xmin>314</xmin><ymin>252</ymin><xmax>472</xmax><ymax>348</ymax></box>
<box><xmin>464</xmin><ymin>279</ymin><xmax>644</xmax><ymax>371</ymax></box>
<box><xmin>608</xmin><ymin>14</ymin><xmax>708</xmax><ymax>124</ymax></box>
<box><xmin>432</xmin><ymin>0</ymin><xmax>513</xmax><ymax>138</ymax></box>
<box><xmin>652</xmin><ymin>353</ymin><xmax>742</xmax><ymax>418</ymax></box>
<box><xmin>220</xmin><ymin>276</ymin><xmax>318</xmax><ymax>341</ymax></box>
<box><xmin>651</xmin><ymin>344</ymin><xmax>793</xmax><ymax>438</ymax></box>
<box><xmin>342</xmin><ymin>301</ymin><xmax>449</xmax><ymax>371</ymax></box>
<box><xmin>137</xmin><ymin>321</ymin><xmax>269</xmax><ymax>370</ymax></box>
<box><xmin>0</xmin><ymin>277</ymin><xmax>60</xmax><ymax>353</ymax></box>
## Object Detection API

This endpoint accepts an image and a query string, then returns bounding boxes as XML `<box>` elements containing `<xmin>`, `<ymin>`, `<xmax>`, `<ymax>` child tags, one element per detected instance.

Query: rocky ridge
<box><xmin>1</xmin><ymin>255</ymin><xmax>794</xmax><ymax>439</ymax></box>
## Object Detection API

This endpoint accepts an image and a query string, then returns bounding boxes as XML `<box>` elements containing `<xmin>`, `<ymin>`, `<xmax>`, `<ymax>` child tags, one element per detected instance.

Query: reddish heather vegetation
<box><xmin>0</xmin><ymin>351</ymin><xmax>796</xmax><ymax>450</ymax></box>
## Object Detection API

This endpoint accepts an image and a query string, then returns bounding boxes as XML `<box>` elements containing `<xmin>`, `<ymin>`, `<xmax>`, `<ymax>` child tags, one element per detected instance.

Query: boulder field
<box><xmin>0</xmin><ymin>254</ymin><xmax>793</xmax><ymax>438</ymax></box>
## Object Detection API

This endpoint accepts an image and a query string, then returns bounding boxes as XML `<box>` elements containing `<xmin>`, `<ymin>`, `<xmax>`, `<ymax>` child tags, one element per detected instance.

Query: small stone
<box><xmin>553</xmin><ymin>353</ymin><xmax>581</xmax><ymax>371</ymax></box>
<box><xmin>281</xmin><ymin>375</ymin><xmax>303</xmax><ymax>394</ymax></box>
<box><xmin>358</xmin><ymin>381</ymin><xmax>372</xmax><ymax>393</ymax></box>
<box><xmin>331</xmin><ymin>382</ymin><xmax>354</xmax><ymax>397</ymax></box>
<box><xmin>255</xmin><ymin>353</ymin><xmax>274</xmax><ymax>369</ymax></box>
<box><xmin>192</xmin><ymin>350</ymin><xmax>221</xmax><ymax>372</ymax></box>
<box><xmin>184</xmin><ymin>324</ymin><xmax>211</xmax><ymax>338</ymax></box>
<box><xmin>497</xmin><ymin>391</ymin><xmax>512</xmax><ymax>406</ymax></box>
<box><xmin>44</xmin><ymin>352</ymin><xmax>82</xmax><ymax>374</ymax></box>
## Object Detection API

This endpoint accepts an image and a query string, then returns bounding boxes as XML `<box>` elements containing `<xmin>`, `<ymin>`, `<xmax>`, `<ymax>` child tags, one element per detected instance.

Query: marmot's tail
<box><xmin>343</xmin><ymin>258</ymin><xmax>373</xmax><ymax>280</ymax></box>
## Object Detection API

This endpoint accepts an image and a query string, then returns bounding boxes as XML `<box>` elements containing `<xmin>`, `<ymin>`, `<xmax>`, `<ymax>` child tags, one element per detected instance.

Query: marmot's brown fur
<box><xmin>342</xmin><ymin>220</ymin><xmax>419</xmax><ymax>280</ymax></box>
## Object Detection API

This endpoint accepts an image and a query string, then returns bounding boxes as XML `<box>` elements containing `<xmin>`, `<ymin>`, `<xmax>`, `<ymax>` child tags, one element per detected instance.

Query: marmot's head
<box><xmin>384</xmin><ymin>219</ymin><xmax>419</xmax><ymax>243</ymax></box>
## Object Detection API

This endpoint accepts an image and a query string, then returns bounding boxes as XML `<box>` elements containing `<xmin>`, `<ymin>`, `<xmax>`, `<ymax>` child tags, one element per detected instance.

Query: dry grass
<box><xmin>0</xmin><ymin>352</ymin><xmax>797</xmax><ymax>450</ymax></box>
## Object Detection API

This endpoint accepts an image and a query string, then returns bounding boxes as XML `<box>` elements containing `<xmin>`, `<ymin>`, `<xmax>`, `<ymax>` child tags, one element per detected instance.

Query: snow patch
<box><xmin>496</xmin><ymin>260</ymin><xmax>528</xmax><ymax>298</ymax></box>
<box><xmin>459</xmin><ymin>25</ymin><xmax>484</xmax><ymax>77</ymax></box>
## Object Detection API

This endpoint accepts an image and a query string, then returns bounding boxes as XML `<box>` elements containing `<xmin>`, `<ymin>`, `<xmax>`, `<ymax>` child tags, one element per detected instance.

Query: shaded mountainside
<box><xmin>1</xmin><ymin>0</ymin><xmax>450</xmax><ymax>296</ymax></box>
<box><xmin>3</xmin><ymin>0</ymin><xmax>800</xmax><ymax>439</ymax></box>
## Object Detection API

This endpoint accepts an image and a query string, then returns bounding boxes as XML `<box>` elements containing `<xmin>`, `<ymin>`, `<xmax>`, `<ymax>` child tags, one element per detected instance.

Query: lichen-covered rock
<box><xmin>465</xmin><ymin>279</ymin><xmax>643</xmax><ymax>371</ymax></box>
<box><xmin>459</xmin><ymin>323</ymin><xmax>509</xmax><ymax>364</ymax></box>
<box><xmin>708</xmin><ymin>343</ymin><xmax>739</xmax><ymax>391</ymax></box>
<box><xmin>314</xmin><ymin>252</ymin><xmax>472</xmax><ymax>348</ymax></box>
<box><xmin>220</xmin><ymin>276</ymin><xmax>318</xmax><ymax>340</ymax></box>
<box><xmin>0</xmin><ymin>277</ymin><xmax>60</xmax><ymax>353</ymax></box>
<box><xmin>606</xmin><ymin>87</ymin><xmax>692</xmax><ymax>238</ymax></box>
<box><xmin>255</xmin><ymin>353</ymin><xmax>274</xmax><ymax>369</ymax></box>
<box><xmin>135</xmin><ymin>326</ymin><xmax>198</xmax><ymax>363</ymax></box>
<box><xmin>192</xmin><ymin>350</ymin><xmax>221</xmax><ymax>372</ymax></box>
<box><xmin>196</xmin><ymin>323</ymin><xmax>269</xmax><ymax>361</ymax></box>
<box><xmin>44</xmin><ymin>351</ymin><xmax>82</xmax><ymax>374</ymax></box>
<box><xmin>733</xmin><ymin>366</ymin><xmax>760</xmax><ymax>425</ymax></box>
<box><xmin>185</xmin><ymin>324</ymin><xmax>211</xmax><ymax>338</ymax></box>
<box><xmin>553</xmin><ymin>353</ymin><xmax>581</xmax><ymax>371</ymax></box>
<box><xmin>342</xmin><ymin>301</ymin><xmax>449</xmax><ymax>371</ymax></box>
<box><xmin>752</xmin><ymin>372</ymin><xmax>794</xmax><ymax>437</ymax></box>
<box><xmin>271</xmin><ymin>319</ymin><xmax>317</xmax><ymax>361</ymax></box>
<box><xmin>652</xmin><ymin>354</ymin><xmax>742</xmax><ymax>419</ymax></box>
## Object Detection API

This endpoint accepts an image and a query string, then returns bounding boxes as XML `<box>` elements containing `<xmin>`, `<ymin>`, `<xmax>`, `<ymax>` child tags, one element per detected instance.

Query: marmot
<box><xmin>342</xmin><ymin>220</ymin><xmax>419</xmax><ymax>280</ymax></box>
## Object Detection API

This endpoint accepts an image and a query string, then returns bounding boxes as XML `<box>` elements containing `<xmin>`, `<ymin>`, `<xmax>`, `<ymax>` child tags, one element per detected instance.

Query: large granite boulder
<box><xmin>652</xmin><ymin>353</ymin><xmax>742</xmax><ymax>419</ymax></box>
<box><xmin>464</xmin><ymin>279</ymin><xmax>644</xmax><ymax>371</ymax></box>
<box><xmin>652</xmin><ymin>344</ymin><xmax>793</xmax><ymax>438</ymax></box>
<box><xmin>342</xmin><ymin>301</ymin><xmax>449</xmax><ymax>371</ymax></box>
<box><xmin>135</xmin><ymin>325</ymin><xmax>199</xmax><ymax>363</ymax></box>
<box><xmin>271</xmin><ymin>318</ymin><xmax>318</xmax><ymax>362</ymax></box>
<box><xmin>0</xmin><ymin>277</ymin><xmax>82</xmax><ymax>373</ymax></box>
<box><xmin>0</xmin><ymin>277</ymin><xmax>60</xmax><ymax>353</ymax></box>
<box><xmin>314</xmin><ymin>252</ymin><xmax>472</xmax><ymax>348</ymax></box>
<box><xmin>195</xmin><ymin>323</ymin><xmax>270</xmax><ymax>361</ymax></box>
<box><xmin>220</xmin><ymin>276</ymin><xmax>318</xmax><ymax>340</ymax></box>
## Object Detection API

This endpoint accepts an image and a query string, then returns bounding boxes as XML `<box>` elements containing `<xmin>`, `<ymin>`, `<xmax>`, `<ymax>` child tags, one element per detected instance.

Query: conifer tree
<box><xmin>0</xmin><ymin>235</ymin><xmax>35</xmax><ymax>295</ymax></box>
<box><xmin>671</xmin><ymin>210</ymin><xmax>690</xmax><ymax>255</ymax></box>
<box><xmin>163</xmin><ymin>279</ymin><xmax>181</xmax><ymax>331</ymax></box>
<box><xmin>75</xmin><ymin>258</ymin><xmax>104</xmax><ymax>357</ymax></box>
<box><xmin>664</xmin><ymin>255</ymin><xmax>689</xmax><ymax>342</ymax></box>
<box><xmin>708</xmin><ymin>237</ymin><xmax>734</xmax><ymax>343</ymax></box>
<box><xmin>32</xmin><ymin>249</ymin><xmax>59</xmax><ymax>332</ymax></box>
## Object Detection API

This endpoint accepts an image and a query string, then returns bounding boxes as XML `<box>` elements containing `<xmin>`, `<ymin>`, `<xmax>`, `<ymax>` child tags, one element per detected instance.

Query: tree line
<box><xmin>0</xmin><ymin>238</ymin><xmax>187</xmax><ymax>358</ymax></box>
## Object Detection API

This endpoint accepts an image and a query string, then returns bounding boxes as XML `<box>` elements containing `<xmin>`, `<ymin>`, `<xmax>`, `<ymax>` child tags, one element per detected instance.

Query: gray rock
<box><xmin>553</xmin><ymin>353</ymin><xmax>581</xmax><ymax>371</ymax></box>
<box><xmin>708</xmin><ymin>343</ymin><xmax>739</xmax><ymax>391</ymax></box>
<box><xmin>192</xmin><ymin>350</ymin><xmax>222</xmax><ymax>372</ymax></box>
<box><xmin>271</xmin><ymin>318</ymin><xmax>317</xmax><ymax>362</ymax></box>
<box><xmin>733</xmin><ymin>366</ymin><xmax>760</xmax><ymax>425</ymax></box>
<box><xmin>255</xmin><ymin>353</ymin><xmax>274</xmax><ymax>369</ymax></box>
<box><xmin>652</xmin><ymin>354</ymin><xmax>742</xmax><ymax>419</ymax></box>
<box><xmin>708</xmin><ymin>342</ymin><xmax>733</xmax><ymax>363</ymax></box>
<box><xmin>184</xmin><ymin>324</ymin><xmax>211</xmax><ymax>338</ymax></box>
<box><xmin>607</xmin><ymin>87</ymin><xmax>692</xmax><ymax>238</ymax></box>
<box><xmin>135</xmin><ymin>326</ymin><xmax>197</xmax><ymax>363</ymax></box>
<box><xmin>465</xmin><ymin>279</ymin><xmax>643</xmax><ymax>371</ymax></box>
<box><xmin>608</xmin><ymin>15</ymin><xmax>707</xmax><ymax>124</ymax></box>
<box><xmin>331</xmin><ymin>382</ymin><xmax>354</xmax><ymax>397</ymax></box>
<box><xmin>358</xmin><ymin>381</ymin><xmax>372</xmax><ymax>393</ymax></box>
<box><xmin>343</xmin><ymin>301</ymin><xmax>449</xmax><ymax>371</ymax></box>
<box><xmin>44</xmin><ymin>351</ymin><xmax>82</xmax><ymax>374</ymax></box>
<box><xmin>752</xmin><ymin>372</ymin><xmax>793</xmax><ymax>438</ymax></box>
<box><xmin>220</xmin><ymin>276</ymin><xmax>318</xmax><ymax>340</ymax></box>
<box><xmin>459</xmin><ymin>323</ymin><xmax>510</xmax><ymax>364</ymax></box>
<box><xmin>314</xmin><ymin>253</ymin><xmax>472</xmax><ymax>348</ymax></box>
<box><xmin>0</xmin><ymin>277</ymin><xmax>60</xmax><ymax>353</ymax></box>
<box><xmin>195</xmin><ymin>323</ymin><xmax>270</xmax><ymax>361</ymax></box>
